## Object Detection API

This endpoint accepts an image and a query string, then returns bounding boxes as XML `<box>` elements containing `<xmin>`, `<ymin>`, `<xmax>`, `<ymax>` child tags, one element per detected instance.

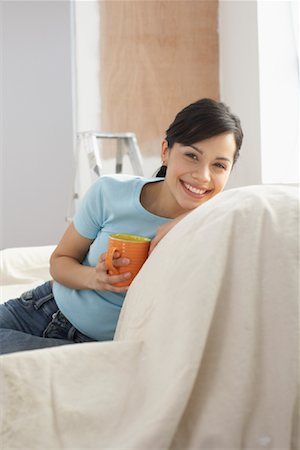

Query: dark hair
<box><xmin>156</xmin><ymin>98</ymin><xmax>243</xmax><ymax>177</ymax></box>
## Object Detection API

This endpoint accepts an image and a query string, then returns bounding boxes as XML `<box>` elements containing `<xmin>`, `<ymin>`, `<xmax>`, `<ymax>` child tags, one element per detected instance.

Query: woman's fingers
<box><xmin>108</xmin><ymin>271</ymin><xmax>131</xmax><ymax>283</ymax></box>
<box><xmin>98</xmin><ymin>252</ymin><xmax>130</xmax><ymax>267</ymax></box>
<box><xmin>113</xmin><ymin>257</ymin><xmax>130</xmax><ymax>268</ymax></box>
<box><xmin>95</xmin><ymin>252</ymin><xmax>131</xmax><ymax>291</ymax></box>
<box><xmin>98</xmin><ymin>271</ymin><xmax>131</xmax><ymax>292</ymax></box>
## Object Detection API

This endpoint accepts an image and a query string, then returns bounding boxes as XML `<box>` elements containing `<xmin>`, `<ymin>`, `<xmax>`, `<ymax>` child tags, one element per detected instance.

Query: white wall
<box><xmin>0</xmin><ymin>1</ymin><xmax>76</xmax><ymax>249</ymax></box>
<box><xmin>257</xmin><ymin>0</ymin><xmax>299</xmax><ymax>184</ymax></box>
<box><xmin>219</xmin><ymin>0</ymin><xmax>262</xmax><ymax>189</ymax></box>
<box><xmin>75</xmin><ymin>1</ymin><xmax>101</xmax><ymax>133</ymax></box>
<box><xmin>219</xmin><ymin>0</ymin><xmax>299</xmax><ymax>188</ymax></box>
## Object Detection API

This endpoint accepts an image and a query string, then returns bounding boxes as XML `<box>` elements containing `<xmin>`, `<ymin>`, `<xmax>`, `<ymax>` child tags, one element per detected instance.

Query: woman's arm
<box><xmin>149</xmin><ymin>212</ymin><xmax>189</xmax><ymax>254</ymax></box>
<box><xmin>50</xmin><ymin>223</ymin><xmax>130</xmax><ymax>293</ymax></box>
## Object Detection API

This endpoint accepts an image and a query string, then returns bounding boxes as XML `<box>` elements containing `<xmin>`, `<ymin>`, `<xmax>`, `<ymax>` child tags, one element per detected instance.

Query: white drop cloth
<box><xmin>0</xmin><ymin>184</ymin><xmax>298</xmax><ymax>449</ymax></box>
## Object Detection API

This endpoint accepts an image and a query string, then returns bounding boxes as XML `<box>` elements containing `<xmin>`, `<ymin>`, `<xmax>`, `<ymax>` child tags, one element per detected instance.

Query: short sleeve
<box><xmin>73</xmin><ymin>178</ymin><xmax>105</xmax><ymax>239</ymax></box>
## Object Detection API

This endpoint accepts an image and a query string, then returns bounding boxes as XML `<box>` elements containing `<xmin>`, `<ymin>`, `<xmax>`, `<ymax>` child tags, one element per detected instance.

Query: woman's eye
<box><xmin>214</xmin><ymin>162</ymin><xmax>227</xmax><ymax>170</ymax></box>
<box><xmin>185</xmin><ymin>152</ymin><xmax>198</xmax><ymax>161</ymax></box>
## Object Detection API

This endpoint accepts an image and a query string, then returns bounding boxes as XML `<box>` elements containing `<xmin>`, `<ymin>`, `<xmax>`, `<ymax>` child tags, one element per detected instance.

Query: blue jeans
<box><xmin>0</xmin><ymin>281</ymin><xmax>95</xmax><ymax>355</ymax></box>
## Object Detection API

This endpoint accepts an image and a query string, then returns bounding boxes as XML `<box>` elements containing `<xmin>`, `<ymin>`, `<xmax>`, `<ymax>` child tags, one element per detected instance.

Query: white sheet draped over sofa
<box><xmin>0</xmin><ymin>184</ymin><xmax>299</xmax><ymax>449</ymax></box>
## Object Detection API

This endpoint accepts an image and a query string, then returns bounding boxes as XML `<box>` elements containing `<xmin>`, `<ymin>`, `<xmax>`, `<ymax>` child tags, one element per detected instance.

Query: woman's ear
<box><xmin>161</xmin><ymin>140</ymin><xmax>169</xmax><ymax>165</ymax></box>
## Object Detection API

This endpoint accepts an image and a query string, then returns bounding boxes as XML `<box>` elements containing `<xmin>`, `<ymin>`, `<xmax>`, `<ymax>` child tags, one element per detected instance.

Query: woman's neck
<box><xmin>140</xmin><ymin>180</ymin><xmax>184</xmax><ymax>219</ymax></box>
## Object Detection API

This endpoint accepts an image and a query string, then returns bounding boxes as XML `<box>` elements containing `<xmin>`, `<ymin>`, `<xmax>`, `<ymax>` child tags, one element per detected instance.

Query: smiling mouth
<box><xmin>181</xmin><ymin>181</ymin><xmax>211</xmax><ymax>196</ymax></box>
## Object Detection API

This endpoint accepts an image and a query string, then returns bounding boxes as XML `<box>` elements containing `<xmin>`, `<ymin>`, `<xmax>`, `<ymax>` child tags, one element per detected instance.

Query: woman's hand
<box><xmin>50</xmin><ymin>224</ymin><xmax>130</xmax><ymax>293</ymax></box>
<box><xmin>90</xmin><ymin>251</ymin><xmax>131</xmax><ymax>293</ymax></box>
<box><xmin>149</xmin><ymin>213</ymin><xmax>189</xmax><ymax>254</ymax></box>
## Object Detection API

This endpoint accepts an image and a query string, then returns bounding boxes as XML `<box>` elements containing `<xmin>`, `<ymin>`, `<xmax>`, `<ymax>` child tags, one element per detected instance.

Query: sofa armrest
<box><xmin>0</xmin><ymin>245</ymin><xmax>56</xmax><ymax>285</ymax></box>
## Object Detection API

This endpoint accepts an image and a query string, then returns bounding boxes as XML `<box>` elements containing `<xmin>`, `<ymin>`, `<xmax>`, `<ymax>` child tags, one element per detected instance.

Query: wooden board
<box><xmin>100</xmin><ymin>0</ymin><xmax>219</xmax><ymax>157</ymax></box>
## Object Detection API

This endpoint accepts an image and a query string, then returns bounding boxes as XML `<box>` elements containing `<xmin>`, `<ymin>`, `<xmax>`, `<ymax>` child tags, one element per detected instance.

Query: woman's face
<box><xmin>160</xmin><ymin>132</ymin><xmax>236</xmax><ymax>217</ymax></box>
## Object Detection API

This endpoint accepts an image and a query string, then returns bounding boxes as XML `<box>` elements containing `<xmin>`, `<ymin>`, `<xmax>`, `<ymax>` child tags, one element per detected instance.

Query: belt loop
<box><xmin>67</xmin><ymin>326</ymin><xmax>76</xmax><ymax>341</ymax></box>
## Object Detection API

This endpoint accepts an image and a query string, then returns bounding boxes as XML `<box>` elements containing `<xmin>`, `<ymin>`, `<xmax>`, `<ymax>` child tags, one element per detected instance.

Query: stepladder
<box><xmin>67</xmin><ymin>132</ymin><xmax>145</xmax><ymax>221</ymax></box>
<box><xmin>77</xmin><ymin>131</ymin><xmax>144</xmax><ymax>178</ymax></box>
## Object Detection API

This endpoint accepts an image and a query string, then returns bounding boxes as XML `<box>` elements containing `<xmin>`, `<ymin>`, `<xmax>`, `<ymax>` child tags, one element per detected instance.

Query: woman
<box><xmin>0</xmin><ymin>98</ymin><xmax>243</xmax><ymax>354</ymax></box>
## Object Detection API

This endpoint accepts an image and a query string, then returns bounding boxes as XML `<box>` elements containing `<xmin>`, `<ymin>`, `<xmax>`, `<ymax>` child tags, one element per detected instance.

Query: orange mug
<box><xmin>105</xmin><ymin>234</ymin><xmax>151</xmax><ymax>287</ymax></box>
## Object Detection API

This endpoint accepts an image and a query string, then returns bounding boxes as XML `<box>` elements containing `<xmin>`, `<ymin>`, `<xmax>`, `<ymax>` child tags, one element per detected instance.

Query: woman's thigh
<box><xmin>0</xmin><ymin>328</ymin><xmax>73</xmax><ymax>355</ymax></box>
<box><xmin>0</xmin><ymin>281</ymin><xmax>96</xmax><ymax>355</ymax></box>
<box><xmin>0</xmin><ymin>281</ymin><xmax>58</xmax><ymax>336</ymax></box>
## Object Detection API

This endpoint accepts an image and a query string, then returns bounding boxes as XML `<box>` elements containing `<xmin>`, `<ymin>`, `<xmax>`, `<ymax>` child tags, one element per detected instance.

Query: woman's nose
<box><xmin>191</xmin><ymin>165</ymin><xmax>211</xmax><ymax>182</ymax></box>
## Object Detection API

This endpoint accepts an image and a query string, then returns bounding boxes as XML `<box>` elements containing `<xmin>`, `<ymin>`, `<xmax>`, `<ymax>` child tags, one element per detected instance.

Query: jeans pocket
<box><xmin>18</xmin><ymin>282</ymin><xmax>56</xmax><ymax>317</ymax></box>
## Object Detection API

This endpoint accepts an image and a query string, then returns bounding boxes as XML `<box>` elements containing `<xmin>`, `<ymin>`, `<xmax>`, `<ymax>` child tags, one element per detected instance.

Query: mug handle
<box><xmin>105</xmin><ymin>247</ymin><xmax>120</xmax><ymax>275</ymax></box>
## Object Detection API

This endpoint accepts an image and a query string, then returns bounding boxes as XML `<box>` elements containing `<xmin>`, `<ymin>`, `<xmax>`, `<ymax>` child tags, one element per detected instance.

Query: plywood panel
<box><xmin>100</xmin><ymin>0</ymin><xmax>219</xmax><ymax>156</ymax></box>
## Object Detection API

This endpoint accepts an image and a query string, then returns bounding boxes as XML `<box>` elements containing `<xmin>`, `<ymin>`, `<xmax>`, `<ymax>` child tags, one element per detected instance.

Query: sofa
<box><xmin>0</xmin><ymin>184</ymin><xmax>298</xmax><ymax>449</ymax></box>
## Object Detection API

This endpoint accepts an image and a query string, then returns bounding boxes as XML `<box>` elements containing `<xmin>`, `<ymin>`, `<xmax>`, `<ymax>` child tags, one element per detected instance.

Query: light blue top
<box><xmin>53</xmin><ymin>174</ymin><xmax>169</xmax><ymax>340</ymax></box>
